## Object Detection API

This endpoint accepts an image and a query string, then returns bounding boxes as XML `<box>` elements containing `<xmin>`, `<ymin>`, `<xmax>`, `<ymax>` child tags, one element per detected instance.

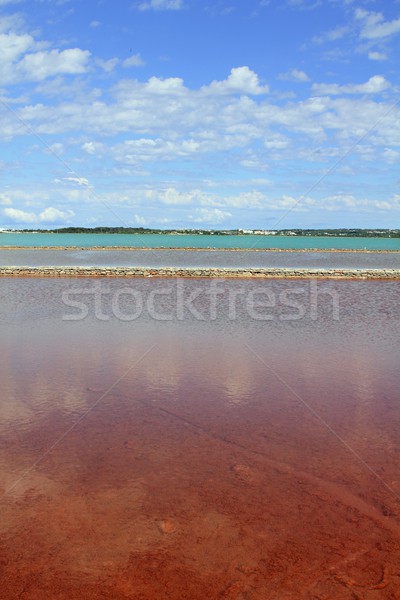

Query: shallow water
<box><xmin>1</xmin><ymin>247</ymin><xmax>400</xmax><ymax>269</ymax></box>
<box><xmin>1</xmin><ymin>231</ymin><xmax>400</xmax><ymax>250</ymax></box>
<box><xmin>1</xmin><ymin>278</ymin><xmax>400</xmax><ymax>598</ymax></box>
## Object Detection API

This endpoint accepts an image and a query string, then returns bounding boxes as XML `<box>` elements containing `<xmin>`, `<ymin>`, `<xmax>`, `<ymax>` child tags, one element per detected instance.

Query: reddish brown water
<box><xmin>1</xmin><ymin>278</ymin><xmax>400</xmax><ymax>599</ymax></box>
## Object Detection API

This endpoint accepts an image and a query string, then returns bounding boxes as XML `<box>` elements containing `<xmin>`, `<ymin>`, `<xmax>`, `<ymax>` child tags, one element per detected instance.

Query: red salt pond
<box><xmin>0</xmin><ymin>278</ymin><xmax>400</xmax><ymax>598</ymax></box>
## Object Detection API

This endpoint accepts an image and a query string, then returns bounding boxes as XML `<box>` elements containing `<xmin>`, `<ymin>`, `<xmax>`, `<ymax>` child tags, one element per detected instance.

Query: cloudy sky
<box><xmin>0</xmin><ymin>0</ymin><xmax>399</xmax><ymax>230</ymax></box>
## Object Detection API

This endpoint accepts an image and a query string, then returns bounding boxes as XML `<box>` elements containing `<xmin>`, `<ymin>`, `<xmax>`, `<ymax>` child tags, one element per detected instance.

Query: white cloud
<box><xmin>137</xmin><ymin>0</ymin><xmax>183</xmax><ymax>11</ymax></box>
<box><xmin>0</xmin><ymin>31</ymin><xmax>34</xmax><ymax>63</ymax></box>
<box><xmin>144</xmin><ymin>188</ymin><xmax>202</xmax><ymax>206</ymax></box>
<box><xmin>142</xmin><ymin>188</ymin><xmax>272</xmax><ymax>210</ymax></box>
<box><xmin>264</xmin><ymin>134</ymin><xmax>290</xmax><ymax>149</ymax></box>
<box><xmin>1</xmin><ymin>64</ymin><xmax>399</xmax><ymax>206</ymax></box>
<box><xmin>0</xmin><ymin>68</ymin><xmax>307</xmax><ymax>144</ymax></box>
<box><xmin>355</xmin><ymin>8</ymin><xmax>400</xmax><ymax>40</ymax></box>
<box><xmin>3</xmin><ymin>179</ymin><xmax>400</xmax><ymax>227</ymax></box>
<box><xmin>82</xmin><ymin>141</ymin><xmax>105</xmax><ymax>155</ymax></box>
<box><xmin>134</xmin><ymin>214</ymin><xmax>149</xmax><ymax>226</ymax></box>
<box><xmin>0</xmin><ymin>16</ymin><xmax>91</xmax><ymax>85</ymax></box>
<box><xmin>142</xmin><ymin>75</ymin><xmax>186</xmax><ymax>95</ymax></box>
<box><xmin>368</xmin><ymin>51</ymin><xmax>387</xmax><ymax>61</ymax></box>
<box><xmin>90</xmin><ymin>20</ymin><xmax>101</xmax><ymax>28</ymax></box>
<box><xmin>3</xmin><ymin>205</ymin><xmax>75</xmax><ymax>223</ymax></box>
<box><xmin>139</xmin><ymin>187</ymin><xmax>273</xmax><ymax>211</ymax></box>
<box><xmin>0</xmin><ymin>193</ymin><xmax>12</xmax><ymax>205</ymax></box>
<box><xmin>19</xmin><ymin>48</ymin><xmax>90</xmax><ymax>80</ymax></box>
<box><xmin>269</xmin><ymin>194</ymin><xmax>305</xmax><ymax>210</ymax></box>
<box><xmin>123</xmin><ymin>54</ymin><xmax>145</xmax><ymax>68</ymax></box>
<box><xmin>202</xmin><ymin>191</ymin><xmax>267</xmax><ymax>209</ymax></box>
<box><xmin>63</xmin><ymin>176</ymin><xmax>91</xmax><ymax>187</ymax></box>
<box><xmin>96</xmin><ymin>57</ymin><xmax>119</xmax><ymax>72</ymax></box>
<box><xmin>0</xmin><ymin>15</ymin><xmax>22</xmax><ymax>36</ymax></box>
<box><xmin>38</xmin><ymin>207</ymin><xmax>75</xmax><ymax>222</ymax></box>
<box><xmin>206</xmin><ymin>67</ymin><xmax>269</xmax><ymax>95</ymax></box>
<box><xmin>392</xmin><ymin>195</ymin><xmax>400</xmax><ymax>207</ymax></box>
<box><xmin>190</xmin><ymin>208</ymin><xmax>232</xmax><ymax>225</ymax></box>
<box><xmin>112</xmin><ymin>129</ymin><xmax>259</xmax><ymax>164</ymax></box>
<box><xmin>4</xmin><ymin>207</ymin><xmax>37</xmax><ymax>222</ymax></box>
<box><xmin>383</xmin><ymin>148</ymin><xmax>400</xmax><ymax>164</ymax></box>
<box><xmin>279</xmin><ymin>69</ymin><xmax>310</xmax><ymax>82</ymax></box>
<box><xmin>158</xmin><ymin>188</ymin><xmax>195</xmax><ymax>205</ymax></box>
<box><xmin>312</xmin><ymin>25</ymin><xmax>349</xmax><ymax>44</ymax></box>
<box><xmin>317</xmin><ymin>193</ymin><xmax>400</xmax><ymax>212</ymax></box>
<box><xmin>0</xmin><ymin>29</ymin><xmax>91</xmax><ymax>84</ymax></box>
<box><xmin>312</xmin><ymin>75</ymin><xmax>390</xmax><ymax>96</ymax></box>
<box><xmin>48</xmin><ymin>142</ymin><xmax>64</xmax><ymax>155</ymax></box>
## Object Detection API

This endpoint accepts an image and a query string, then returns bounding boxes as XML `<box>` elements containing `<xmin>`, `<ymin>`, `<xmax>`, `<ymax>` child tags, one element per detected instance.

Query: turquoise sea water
<box><xmin>1</xmin><ymin>232</ymin><xmax>400</xmax><ymax>250</ymax></box>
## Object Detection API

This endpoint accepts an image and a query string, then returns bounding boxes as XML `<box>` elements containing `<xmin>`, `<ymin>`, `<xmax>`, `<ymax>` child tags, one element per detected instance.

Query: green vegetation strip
<box><xmin>3</xmin><ymin>227</ymin><xmax>400</xmax><ymax>237</ymax></box>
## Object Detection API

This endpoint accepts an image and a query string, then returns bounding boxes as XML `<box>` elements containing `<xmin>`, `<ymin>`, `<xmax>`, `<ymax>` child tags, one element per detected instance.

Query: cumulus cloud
<box><xmin>1</xmin><ymin>1</ymin><xmax>399</xmax><ymax>229</ymax></box>
<box><xmin>142</xmin><ymin>188</ymin><xmax>271</xmax><ymax>210</ymax></box>
<box><xmin>312</xmin><ymin>75</ymin><xmax>390</xmax><ymax>95</ymax></box>
<box><xmin>48</xmin><ymin>142</ymin><xmax>64</xmax><ymax>155</ymax></box>
<box><xmin>0</xmin><ymin>31</ymin><xmax>34</xmax><ymax>63</ymax></box>
<box><xmin>3</xmin><ymin>69</ymin><xmax>394</xmax><ymax>149</ymax></box>
<box><xmin>140</xmin><ymin>188</ymin><xmax>272</xmax><ymax>211</ymax></box>
<box><xmin>4</xmin><ymin>207</ymin><xmax>37</xmax><ymax>222</ymax></box>
<box><xmin>144</xmin><ymin>188</ymin><xmax>203</xmax><ymax>206</ymax></box>
<box><xmin>4</xmin><ymin>206</ymin><xmax>75</xmax><ymax>223</ymax></box>
<box><xmin>124</xmin><ymin>75</ymin><xmax>187</xmax><ymax>96</ymax></box>
<box><xmin>368</xmin><ymin>51</ymin><xmax>387</xmax><ymax>61</ymax></box>
<box><xmin>96</xmin><ymin>57</ymin><xmax>119</xmax><ymax>72</ymax></box>
<box><xmin>134</xmin><ymin>214</ymin><xmax>149</xmax><ymax>226</ymax></box>
<box><xmin>311</xmin><ymin>10</ymin><xmax>400</xmax><ymax>61</ymax></box>
<box><xmin>206</xmin><ymin>67</ymin><xmax>269</xmax><ymax>95</ymax></box>
<box><xmin>0</xmin><ymin>14</ymin><xmax>23</xmax><ymax>36</ymax></box>
<box><xmin>312</xmin><ymin>25</ymin><xmax>349</xmax><ymax>45</ymax></box>
<box><xmin>1</xmin><ymin>61</ymin><xmax>399</xmax><ymax>226</ymax></box>
<box><xmin>0</xmin><ymin>30</ymin><xmax>90</xmax><ymax>84</ymax></box>
<box><xmin>20</xmin><ymin>49</ymin><xmax>90</xmax><ymax>79</ymax></box>
<box><xmin>355</xmin><ymin>8</ymin><xmax>400</xmax><ymax>40</ymax></box>
<box><xmin>189</xmin><ymin>208</ymin><xmax>232</xmax><ymax>225</ymax></box>
<box><xmin>316</xmin><ymin>193</ymin><xmax>400</xmax><ymax>212</ymax></box>
<box><xmin>112</xmin><ymin>129</ymin><xmax>259</xmax><ymax>164</ymax></box>
<box><xmin>63</xmin><ymin>176</ymin><xmax>91</xmax><ymax>187</ymax></box>
<box><xmin>6</xmin><ymin>69</ymin><xmax>397</xmax><ymax>171</ymax></box>
<box><xmin>383</xmin><ymin>148</ymin><xmax>400</xmax><ymax>164</ymax></box>
<box><xmin>38</xmin><ymin>207</ymin><xmax>75</xmax><ymax>222</ymax></box>
<box><xmin>279</xmin><ymin>69</ymin><xmax>310</xmax><ymax>82</ymax></box>
<box><xmin>82</xmin><ymin>141</ymin><xmax>105</xmax><ymax>155</ymax></box>
<box><xmin>0</xmin><ymin>193</ymin><xmax>12</xmax><ymax>205</ymax></box>
<box><xmin>157</xmin><ymin>188</ymin><xmax>195</xmax><ymax>205</ymax></box>
<box><xmin>123</xmin><ymin>54</ymin><xmax>145</xmax><ymax>68</ymax></box>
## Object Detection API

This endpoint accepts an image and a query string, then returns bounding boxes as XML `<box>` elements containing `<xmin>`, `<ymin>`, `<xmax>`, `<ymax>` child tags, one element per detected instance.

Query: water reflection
<box><xmin>1</xmin><ymin>278</ymin><xmax>400</xmax><ymax>598</ymax></box>
<box><xmin>1</xmin><ymin>247</ymin><xmax>400</xmax><ymax>268</ymax></box>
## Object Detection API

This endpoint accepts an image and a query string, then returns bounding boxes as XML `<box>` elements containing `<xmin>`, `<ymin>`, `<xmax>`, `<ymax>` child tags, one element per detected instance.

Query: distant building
<box><xmin>239</xmin><ymin>229</ymin><xmax>278</xmax><ymax>235</ymax></box>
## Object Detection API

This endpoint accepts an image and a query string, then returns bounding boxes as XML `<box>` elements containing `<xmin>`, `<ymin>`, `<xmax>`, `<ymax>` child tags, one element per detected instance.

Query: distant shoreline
<box><xmin>2</xmin><ymin>228</ymin><xmax>400</xmax><ymax>239</ymax></box>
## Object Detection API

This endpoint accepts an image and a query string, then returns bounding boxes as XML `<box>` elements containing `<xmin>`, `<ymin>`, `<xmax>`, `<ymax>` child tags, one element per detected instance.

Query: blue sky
<box><xmin>0</xmin><ymin>0</ymin><xmax>399</xmax><ymax>229</ymax></box>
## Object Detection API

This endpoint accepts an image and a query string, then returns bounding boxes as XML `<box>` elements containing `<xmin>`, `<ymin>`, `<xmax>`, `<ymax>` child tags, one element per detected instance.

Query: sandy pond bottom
<box><xmin>0</xmin><ymin>278</ymin><xmax>400</xmax><ymax>599</ymax></box>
